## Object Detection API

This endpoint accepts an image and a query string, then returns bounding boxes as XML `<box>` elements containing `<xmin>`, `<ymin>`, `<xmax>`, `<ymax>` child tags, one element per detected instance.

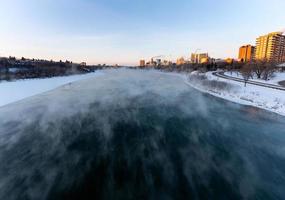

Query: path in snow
<box><xmin>224</xmin><ymin>71</ymin><xmax>285</xmax><ymax>86</ymax></box>
<box><xmin>214</xmin><ymin>72</ymin><xmax>285</xmax><ymax>91</ymax></box>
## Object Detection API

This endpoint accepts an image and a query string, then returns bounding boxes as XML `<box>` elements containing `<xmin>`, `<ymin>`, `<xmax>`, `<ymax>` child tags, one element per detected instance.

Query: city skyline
<box><xmin>0</xmin><ymin>0</ymin><xmax>285</xmax><ymax>65</ymax></box>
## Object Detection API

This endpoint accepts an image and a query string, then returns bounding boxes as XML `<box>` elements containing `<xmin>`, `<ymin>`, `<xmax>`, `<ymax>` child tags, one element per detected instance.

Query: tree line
<box><xmin>239</xmin><ymin>59</ymin><xmax>277</xmax><ymax>86</ymax></box>
<box><xmin>138</xmin><ymin>59</ymin><xmax>281</xmax><ymax>87</ymax></box>
<box><xmin>0</xmin><ymin>57</ymin><xmax>112</xmax><ymax>81</ymax></box>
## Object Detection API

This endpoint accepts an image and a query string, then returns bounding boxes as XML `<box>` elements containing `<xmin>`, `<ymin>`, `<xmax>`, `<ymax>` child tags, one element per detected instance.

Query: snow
<box><xmin>1</xmin><ymin>69</ymin><xmax>285</xmax><ymax>117</ymax></box>
<box><xmin>0</xmin><ymin>72</ymin><xmax>104</xmax><ymax>107</ymax></box>
<box><xmin>224</xmin><ymin>71</ymin><xmax>285</xmax><ymax>85</ymax></box>
<box><xmin>186</xmin><ymin>71</ymin><xmax>285</xmax><ymax>116</ymax></box>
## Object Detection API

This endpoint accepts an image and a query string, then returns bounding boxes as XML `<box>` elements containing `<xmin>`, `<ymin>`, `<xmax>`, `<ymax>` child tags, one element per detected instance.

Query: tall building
<box><xmin>225</xmin><ymin>58</ymin><xmax>235</xmax><ymax>64</ymax></box>
<box><xmin>176</xmin><ymin>57</ymin><xmax>185</xmax><ymax>65</ymax></box>
<box><xmin>191</xmin><ymin>53</ymin><xmax>209</xmax><ymax>64</ymax></box>
<box><xmin>238</xmin><ymin>45</ymin><xmax>255</xmax><ymax>62</ymax></box>
<box><xmin>255</xmin><ymin>32</ymin><xmax>285</xmax><ymax>63</ymax></box>
<box><xmin>139</xmin><ymin>60</ymin><xmax>145</xmax><ymax>67</ymax></box>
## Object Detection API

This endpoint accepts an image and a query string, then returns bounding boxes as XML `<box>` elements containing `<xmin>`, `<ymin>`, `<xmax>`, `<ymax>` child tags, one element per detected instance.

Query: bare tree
<box><xmin>262</xmin><ymin>60</ymin><xmax>276</xmax><ymax>80</ymax></box>
<box><xmin>241</xmin><ymin>63</ymin><xmax>252</xmax><ymax>87</ymax></box>
<box><xmin>251</xmin><ymin>59</ymin><xmax>272</xmax><ymax>79</ymax></box>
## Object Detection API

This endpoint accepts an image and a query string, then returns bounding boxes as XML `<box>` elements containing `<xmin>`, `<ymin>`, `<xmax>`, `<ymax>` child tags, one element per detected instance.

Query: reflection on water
<box><xmin>0</xmin><ymin>69</ymin><xmax>285</xmax><ymax>200</ymax></box>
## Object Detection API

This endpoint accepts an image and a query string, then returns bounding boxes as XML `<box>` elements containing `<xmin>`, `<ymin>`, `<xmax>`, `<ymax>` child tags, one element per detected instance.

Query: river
<box><xmin>0</xmin><ymin>69</ymin><xmax>284</xmax><ymax>200</ymax></box>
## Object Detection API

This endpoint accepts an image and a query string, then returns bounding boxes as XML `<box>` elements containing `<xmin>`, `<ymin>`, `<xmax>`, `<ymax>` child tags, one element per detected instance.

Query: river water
<box><xmin>0</xmin><ymin>69</ymin><xmax>284</xmax><ymax>200</ymax></box>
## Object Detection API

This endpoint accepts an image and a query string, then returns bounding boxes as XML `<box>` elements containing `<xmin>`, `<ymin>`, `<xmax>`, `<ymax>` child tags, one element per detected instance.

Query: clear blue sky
<box><xmin>0</xmin><ymin>0</ymin><xmax>284</xmax><ymax>65</ymax></box>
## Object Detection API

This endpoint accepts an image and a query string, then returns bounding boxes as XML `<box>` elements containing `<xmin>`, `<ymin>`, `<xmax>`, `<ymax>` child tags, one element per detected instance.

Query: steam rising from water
<box><xmin>0</xmin><ymin>69</ymin><xmax>285</xmax><ymax>200</ymax></box>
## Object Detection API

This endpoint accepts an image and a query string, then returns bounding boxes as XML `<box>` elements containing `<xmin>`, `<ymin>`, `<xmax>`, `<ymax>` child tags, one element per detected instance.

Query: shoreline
<box><xmin>151</xmin><ymin>69</ymin><xmax>285</xmax><ymax>117</ymax></box>
<box><xmin>184</xmin><ymin>72</ymin><xmax>285</xmax><ymax>117</ymax></box>
<box><xmin>1</xmin><ymin>68</ymin><xmax>284</xmax><ymax>117</ymax></box>
<box><xmin>0</xmin><ymin>71</ymin><xmax>104</xmax><ymax>108</ymax></box>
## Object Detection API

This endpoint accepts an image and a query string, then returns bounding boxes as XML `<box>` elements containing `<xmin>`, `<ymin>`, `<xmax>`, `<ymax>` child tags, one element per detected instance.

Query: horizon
<box><xmin>0</xmin><ymin>0</ymin><xmax>284</xmax><ymax>65</ymax></box>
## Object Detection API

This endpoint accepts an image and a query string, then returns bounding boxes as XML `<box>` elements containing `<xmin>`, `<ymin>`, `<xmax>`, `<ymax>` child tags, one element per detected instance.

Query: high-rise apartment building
<box><xmin>255</xmin><ymin>32</ymin><xmax>285</xmax><ymax>63</ymax></box>
<box><xmin>191</xmin><ymin>53</ymin><xmax>209</xmax><ymax>64</ymax></box>
<box><xmin>238</xmin><ymin>45</ymin><xmax>255</xmax><ymax>62</ymax></box>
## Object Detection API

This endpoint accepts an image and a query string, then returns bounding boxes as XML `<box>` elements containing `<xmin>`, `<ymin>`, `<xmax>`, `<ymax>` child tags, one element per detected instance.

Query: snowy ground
<box><xmin>186</xmin><ymin>71</ymin><xmax>285</xmax><ymax>116</ymax></box>
<box><xmin>224</xmin><ymin>71</ymin><xmax>285</xmax><ymax>85</ymax></box>
<box><xmin>0</xmin><ymin>72</ymin><xmax>104</xmax><ymax>107</ymax></box>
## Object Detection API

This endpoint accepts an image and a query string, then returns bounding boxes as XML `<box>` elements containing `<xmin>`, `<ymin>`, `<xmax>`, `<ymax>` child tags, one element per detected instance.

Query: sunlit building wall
<box><xmin>225</xmin><ymin>58</ymin><xmax>235</xmax><ymax>64</ymax></box>
<box><xmin>238</xmin><ymin>45</ymin><xmax>255</xmax><ymax>62</ymax></box>
<box><xmin>176</xmin><ymin>57</ymin><xmax>185</xmax><ymax>65</ymax></box>
<box><xmin>191</xmin><ymin>53</ymin><xmax>209</xmax><ymax>64</ymax></box>
<box><xmin>255</xmin><ymin>32</ymin><xmax>285</xmax><ymax>63</ymax></box>
<box><xmin>140</xmin><ymin>60</ymin><xmax>145</xmax><ymax>67</ymax></box>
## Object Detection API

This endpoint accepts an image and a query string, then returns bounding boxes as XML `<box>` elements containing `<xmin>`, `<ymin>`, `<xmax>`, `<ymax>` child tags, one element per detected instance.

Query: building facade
<box><xmin>139</xmin><ymin>60</ymin><xmax>145</xmax><ymax>67</ymax></box>
<box><xmin>238</xmin><ymin>45</ymin><xmax>255</xmax><ymax>62</ymax></box>
<box><xmin>191</xmin><ymin>53</ymin><xmax>209</xmax><ymax>64</ymax></box>
<box><xmin>255</xmin><ymin>32</ymin><xmax>285</xmax><ymax>63</ymax></box>
<box><xmin>225</xmin><ymin>58</ymin><xmax>235</xmax><ymax>64</ymax></box>
<box><xmin>176</xmin><ymin>57</ymin><xmax>185</xmax><ymax>65</ymax></box>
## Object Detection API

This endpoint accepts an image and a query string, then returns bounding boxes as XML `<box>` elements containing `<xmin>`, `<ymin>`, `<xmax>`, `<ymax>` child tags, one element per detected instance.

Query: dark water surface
<box><xmin>0</xmin><ymin>69</ymin><xmax>285</xmax><ymax>200</ymax></box>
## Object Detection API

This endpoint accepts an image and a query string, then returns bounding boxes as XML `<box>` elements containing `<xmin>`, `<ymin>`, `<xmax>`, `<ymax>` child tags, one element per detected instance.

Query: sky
<box><xmin>0</xmin><ymin>0</ymin><xmax>284</xmax><ymax>65</ymax></box>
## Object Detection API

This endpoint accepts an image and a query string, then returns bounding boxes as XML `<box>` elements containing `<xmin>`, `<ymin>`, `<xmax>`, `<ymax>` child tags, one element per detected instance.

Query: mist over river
<box><xmin>0</xmin><ymin>69</ymin><xmax>285</xmax><ymax>200</ymax></box>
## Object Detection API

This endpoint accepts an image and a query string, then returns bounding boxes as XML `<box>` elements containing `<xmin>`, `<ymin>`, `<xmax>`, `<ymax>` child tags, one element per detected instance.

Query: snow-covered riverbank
<box><xmin>186</xmin><ymin>71</ymin><xmax>285</xmax><ymax>116</ymax></box>
<box><xmin>1</xmin><ymin>69</ymin><xmax>285</xmax><ymax>117</ymax></box>
<box><xmin>0</xmin><ymin>72</ymin><xmax>104</xmax><ymax>107</ymax></box>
